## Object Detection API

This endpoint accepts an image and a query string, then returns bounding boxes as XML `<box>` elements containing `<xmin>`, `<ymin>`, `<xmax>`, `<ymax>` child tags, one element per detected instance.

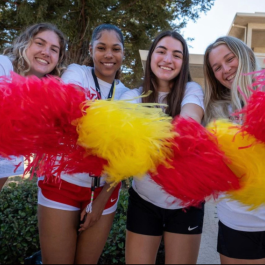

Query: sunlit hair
<box><xmin>4</xmin><ymin>23</ymin><xmax>67</xmax><ymax>77</ymax></box>
<box><xmin>203</xmin><ymin>36</ymin><xmax>259</xmax><ymax>124</ymax></box>
<box><xmin>88</xmin><ymin>24</ymin><xmax>124</xmax><ymax>80</ymax></box>
<box><xmin>142</xmin><ymin>31</ymin><xmax>191</xmax><ymax>117</ymax></box>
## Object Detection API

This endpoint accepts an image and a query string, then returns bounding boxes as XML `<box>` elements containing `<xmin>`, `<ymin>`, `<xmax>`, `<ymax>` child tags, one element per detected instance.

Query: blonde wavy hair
<box><xmin>4</xmin><ymin>23</ymin><xmax>67</xmax><ymax>77</ymax></box>
<box><xmin>203</xmin><ymin>36</ymin><xmax>259</xmax><ymax>124</ymax></box>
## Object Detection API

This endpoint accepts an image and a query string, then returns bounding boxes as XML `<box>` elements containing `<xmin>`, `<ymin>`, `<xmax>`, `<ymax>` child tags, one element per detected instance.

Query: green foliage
<box><xmin>0</xmin><ymin>179</ymin><xmax>39</xmax><ymax>264</ymax></box>
<box><xmin>100</xmin><ymin>187</ymin><xmax>128</xmax><ymax>264</ymax></box>
<box><xmin>0</xmin><ymin>0</ymin><xmax>215</xmax><ymax>87</ymax></box>
<box><xmin>0</xmin><ymin>178</ymin><xmax>129</xmax><ymax>264</ymax></box>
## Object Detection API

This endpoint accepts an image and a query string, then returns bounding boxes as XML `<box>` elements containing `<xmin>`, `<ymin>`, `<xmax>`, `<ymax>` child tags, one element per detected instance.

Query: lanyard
<box><xmin>92</xmin><ymin>69</ymin><xmax>115</xmax><ymax>99</ymax></box>
<box><xmin>87</xmin><ymin>69</ymin><xmax>116</xmax><ymax>206</ymax></box>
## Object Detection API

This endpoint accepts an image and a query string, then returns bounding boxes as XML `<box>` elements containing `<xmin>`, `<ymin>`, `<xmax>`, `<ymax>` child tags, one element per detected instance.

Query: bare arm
<box><xmin>79</xmin><ymin>182</ymin><xmax>116</xmax><ymax>231</ymax></box>
<box><xmin>180</xmin><ymin>103</ymin><xmax>204</xmax><ymax>124</ymax></box>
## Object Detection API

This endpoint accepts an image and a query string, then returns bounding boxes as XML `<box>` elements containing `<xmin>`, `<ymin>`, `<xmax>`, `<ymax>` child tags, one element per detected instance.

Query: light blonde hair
<box><xmin>4</xmin><ymin>23</ymin><xmax>67</xmax><ymax>77</ymax></box>
<box><xmin>203</xmin><ymin>36</ymin><xmax>259</xmax><ymax>124</ymax></box>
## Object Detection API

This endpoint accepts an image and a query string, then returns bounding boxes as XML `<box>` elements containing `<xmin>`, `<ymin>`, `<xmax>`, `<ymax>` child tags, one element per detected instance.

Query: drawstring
<box><xmin>86</xmin><ymin>176</ymin><xmax>100</xmax><ymax>213</ymax></box>
<box><xmin>86</xmin><ymin>186</ymin><xmax>95</xmax><ymax>213</ymax></box>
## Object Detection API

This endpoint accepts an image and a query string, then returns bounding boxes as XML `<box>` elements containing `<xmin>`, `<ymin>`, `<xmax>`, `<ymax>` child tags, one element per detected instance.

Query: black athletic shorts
<box><xmin>126</xmin><ymin>187</ymin><xmax>204</xmax><ymax>236</ymax></box>
<box><xmin>217</xmin><ymin>221</ymin><xmax>265</xmax><ymax>260</ymax></box>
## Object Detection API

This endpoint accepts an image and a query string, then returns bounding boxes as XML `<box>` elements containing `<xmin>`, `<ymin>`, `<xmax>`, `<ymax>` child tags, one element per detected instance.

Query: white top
<box><xmin>60</xmin><ymin>64</ymin><xmax>129</xmax><ymax>187</ymax></box>
<box><xmin>216</xmin><ymin>105</ymin><xmax>265</xmax><ymax>232</ymax></box>
<box><xmin>0</xmin><ymin>55</ymin><xmax>13</xmax><ymax>77</ymax></box>
<box><xmin>120</xmin><ymin>81</ymin><xmax>204</xmax><ymax>209</ymax></box>
<box><xmin>217</xmin><ymin>199</ymin><xmax>265</xmax><ymax>232</ymax></box>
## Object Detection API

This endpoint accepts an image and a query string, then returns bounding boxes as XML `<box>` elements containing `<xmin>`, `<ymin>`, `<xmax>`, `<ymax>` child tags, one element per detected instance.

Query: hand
<box><xmin>78</xmin><ymin>182</ymin><xmax>116</xmax><ymax>232</ymax></box>
<box><xmin>78</xmin><ymin>197</ymin><xmax>105</xmax><ymax>232</ymax></box>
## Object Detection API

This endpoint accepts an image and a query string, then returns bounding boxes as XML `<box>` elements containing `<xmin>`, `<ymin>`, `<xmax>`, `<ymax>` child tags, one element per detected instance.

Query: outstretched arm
<box><xmin>180</xmin><ymin>103</ymin><xmax>204</xmax><ymax>123</ymax></box>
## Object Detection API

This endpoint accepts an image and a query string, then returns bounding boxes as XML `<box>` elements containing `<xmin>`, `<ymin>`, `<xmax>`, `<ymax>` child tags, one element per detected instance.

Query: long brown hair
<box><xmin>142</xmin><ymin>31</ymin><xmax>191</xmax><ymax>117</ymax></box>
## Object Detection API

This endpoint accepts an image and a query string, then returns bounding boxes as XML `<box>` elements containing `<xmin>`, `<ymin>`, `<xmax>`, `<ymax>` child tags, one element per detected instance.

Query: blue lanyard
<box><xmin>92</xmin><ymin>69</ymin><xmax>115</xmax><ymax>99</ymax></box>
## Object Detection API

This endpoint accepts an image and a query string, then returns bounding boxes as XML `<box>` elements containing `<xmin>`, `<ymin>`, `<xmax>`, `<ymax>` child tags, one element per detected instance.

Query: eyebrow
<box><xmin>96</xmin><ymin>42</ymin><xmax>122</xmax><ymax>47</ymax></box>
<box><xmin>34</xmin><ymin>37</ymin><xmax>60</xmax><ymax>50</ymax></box>
<box><xmin>211</xmin><ymin>52</ymin><xmax>234</xmax><ymax>68</ymax></box>
<box><xmin>156</xmin><ymin>45</ymin><xmax>183</xmax><ymax>54</ymax></box>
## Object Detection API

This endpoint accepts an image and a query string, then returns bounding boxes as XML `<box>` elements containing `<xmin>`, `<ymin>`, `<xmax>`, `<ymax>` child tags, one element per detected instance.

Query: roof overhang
<box><xmin>228</xmin><ymin>12</ymin><xmax>265</xmax><ymax>39</ymax></box>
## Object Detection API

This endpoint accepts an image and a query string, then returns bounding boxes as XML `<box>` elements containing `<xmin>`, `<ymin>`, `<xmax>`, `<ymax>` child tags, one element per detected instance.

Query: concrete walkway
<box><xmin>197</xmin><ymin>200</ymin><xmax>220</xmax><ymax>264</ymax></box>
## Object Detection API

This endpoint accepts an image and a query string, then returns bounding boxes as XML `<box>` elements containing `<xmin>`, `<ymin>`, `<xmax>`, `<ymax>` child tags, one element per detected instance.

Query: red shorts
<box><xmin>38</xmin><ymin>178</ymin><xmax>121</xmax><ymax>214</ymax></box>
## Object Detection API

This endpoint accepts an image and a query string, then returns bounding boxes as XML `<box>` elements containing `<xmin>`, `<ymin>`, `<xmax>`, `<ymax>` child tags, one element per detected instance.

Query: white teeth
<box><xmin>36</xmin><ymin>58</ymin><xmax>48</xmax><ymax>64</ymax></box>
<box><xmin>160</xmin><ymin>66</ymin><xmax>172</xmax><ymax>71</ymax></box>
<box><xmin>227</xmin><ymin>74</ymin><xmax>235</xmax><ymax>81</ymax></box>
<box><xmin>103</xmin><ymin>63</ymin><xmax>114</xmax><ymax>66</ymax></box>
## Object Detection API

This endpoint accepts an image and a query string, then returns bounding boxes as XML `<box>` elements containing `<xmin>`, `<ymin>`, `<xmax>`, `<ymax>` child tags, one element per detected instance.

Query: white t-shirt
<box><xmin>217</xmin><ymin>199</ymin><xmax>265</xmax><ymax>232</ymax></box>
<box><xmin>60</xmin><ymin>64</ymin><xmax>129</xmax><ymax>187</ymax></box>
<box><xmin>120</xmin><ymin>81</ymin><xmax>204</xmax><ymax>209</ymax></box>
<box><xmin>216</xmin><ymin>105</ymin><xmax>265</xmax><ymax>232</ymax></box>
<box><xmin>0</xmin><ymin>55</ymin><xmax>13</xmax><ymax>77</ymax></box>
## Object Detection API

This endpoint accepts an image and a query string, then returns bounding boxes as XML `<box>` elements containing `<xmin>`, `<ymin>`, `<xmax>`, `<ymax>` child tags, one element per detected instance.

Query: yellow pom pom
<box><xmin>207</xmin><ymin>120</ymin><xmax>265</xmax><ymax>210</ymax></box>
<box><xmin>77</xmin><ymin>100</ymin><xmax>174</xmax><ymax>185</ymax></box>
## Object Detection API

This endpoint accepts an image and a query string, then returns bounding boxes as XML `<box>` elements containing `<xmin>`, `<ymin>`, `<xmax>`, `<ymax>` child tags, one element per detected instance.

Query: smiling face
<box><xmin>25</xmin><ymin>30</ymin><xmax>60</xmax><ymax>78</ymax></box>
<box><xmin>150</xmin><ymin>36</ymin><xmax>183</xmax><ymax>91</ymax></box>
<box><xmin>89</xmin><ymin>30</ymin><xmax>124</xmax><ymax>83</ymax></box>
<box><xmin>209</xmin><ymin>44</ymin><xmax>239</xmax><ymax>89</ymax></box>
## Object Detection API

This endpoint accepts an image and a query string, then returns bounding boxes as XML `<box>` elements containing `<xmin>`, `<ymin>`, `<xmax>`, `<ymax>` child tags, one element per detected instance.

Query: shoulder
<box><xmin>0</xmin><ymin>55</ymin><xmax>13</xmax><ymax>76</ymax></box>
<box><xmin>0</xmin><ymin>55</ymin><xmax>12</xmax><ymax>64</ymax></box>
<box><xmin>63</xmin><ymin>63</ymin><xmax>91</xmax><ymax>74</ymax></box>
<box><xmin>116</xmin><ymin>80</ymin><xmax>130</xmax><ymax>93</ymax></box>
<box><xmin>119</xmin><ymin>87</ymin><xmax>143</xmax><ymax>103</ymax></box>
<box><xmin>182</xmin><ymin>81</ymin><xmax>204</xmax><ymax>109</ymax></box>
<box><xmin>61</xmin><ymin>64</ymin><xmax>92</xmax><ymax>86</ymax></box>
<box><xmin>185</xmin><ymin>81</ymin><xmax>203</xmax><ymax>93</ymax></box>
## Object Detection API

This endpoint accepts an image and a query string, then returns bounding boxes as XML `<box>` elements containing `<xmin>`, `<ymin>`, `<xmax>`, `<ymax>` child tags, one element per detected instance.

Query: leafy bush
<box><xmin>0</xmin><ymin>179</ymin><xmax>164</xmax><ymax>264</ymax></box>
<box><xmin>0</xmin><ymin>179</ymin><xmax>39</xmax><ymax>264</ymax></box>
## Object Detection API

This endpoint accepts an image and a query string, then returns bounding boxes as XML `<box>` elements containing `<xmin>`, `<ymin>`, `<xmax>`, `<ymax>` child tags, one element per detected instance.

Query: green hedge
<box><xmin>0</xmin><ymin>179</ymin><xmax>39</xmax><ymax>264</ymax></box>
<box><xmin>0</xmin><ymin>180</ymin><xmax>164</xmax><ymax>264</ymax></box>
<box><xmin>0</xmin><ymin>179</ymin><xmax>129</xmax><ymax>264</ymax></box>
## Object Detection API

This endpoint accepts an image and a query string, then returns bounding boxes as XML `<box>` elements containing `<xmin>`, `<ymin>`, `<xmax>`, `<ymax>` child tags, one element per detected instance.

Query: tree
<box><xmin>0</xmin><ymin>0</ymin><xmax>215</xmax><ymax>87</ymax></box>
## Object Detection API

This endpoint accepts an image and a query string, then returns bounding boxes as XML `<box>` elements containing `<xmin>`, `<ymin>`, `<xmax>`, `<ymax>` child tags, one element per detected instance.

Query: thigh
<box><xmin>0</xmin><ymin>177</ymin><xmax>8</xmax><ymax>190</ymax></box>
<box><xmin>126</xmin><ymin>230</ymin><xmax>162</xmax><ymax>264</ymax></box>
<box><xmin>75</xmin><ymin>212</ymin><xmax>115</xmax><ymax>264</ymax></box>
<box><xmin>126</xmin><ymin>188</ymin><xmax>163</xmax><ymax>236</ymax></box>
<box><xmin>38</xmin><ymin>205</ymin><xmax>80</xmax><ymax>264</ymax></box>
<box><xmin>164</xmin><ymin>232</ymin><xmax>201</xmax><ymax>264</ymax></box>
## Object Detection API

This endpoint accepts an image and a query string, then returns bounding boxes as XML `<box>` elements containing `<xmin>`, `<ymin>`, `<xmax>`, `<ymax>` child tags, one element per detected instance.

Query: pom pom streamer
<box><xmin>235</xmin><ymin>69</ymin><xmax>265</xmax><ymax>142</ymax></box>
<box><xmin>150</xmin><ymin>117</ymin><xmax>240</xmax><ymax>207</ymax></box>
<box><xmin>0</xmin><ymin>73</ymin><xmax>107</xmax><ymax>180</ymax></box>
<box><xmin>207</xmin><ymin>120</ymin><xmax>265</xmax><ymax>210</ymax></box>
<box><xmin>0</xmin><ymin>73</ymin><xmax>87</xmax><ymax>158</ymax></box>
<box><xmin>239</xmin><ymin>90</ymin><xmax>265</xmax><ymax>143</ymax></box>
<box><xmin>77</xmin><ymin>100</ymin><xmax>175</xmax><ymax>185</ymax></box>
<box><xmin>24</xmin><ymin>148</ymin><xmax>107</xmax><ymax>180</ymax></box>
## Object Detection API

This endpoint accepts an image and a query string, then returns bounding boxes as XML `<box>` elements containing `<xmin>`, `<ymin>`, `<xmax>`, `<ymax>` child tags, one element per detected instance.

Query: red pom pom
<box><xmin>0</xmin><ymin>73</ymin><xmax>87</xmax><ymax>158</ymax></box>
<box><xmin>0</xmin><ymin>73</ymin><xmax>107</xmax><ymax>179</ymax></box>
<box><xmin>24</xmin><ymin>147</ymin><xmax>107</xmax><ymax>180</ymax></box>
<box><xmin>236</xmin><ymin>69</ymin><xmax>265</xmax><ymax>143</ymax></box>
<box><xmin>150</xmin><ymin>117</ymin><xmax>240</xmax><ymax>207</ymax></box>
<box><xmin>240</xmin><ymin>91</ymin><xmax>265</xmax><ymax>143</ymax></box>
